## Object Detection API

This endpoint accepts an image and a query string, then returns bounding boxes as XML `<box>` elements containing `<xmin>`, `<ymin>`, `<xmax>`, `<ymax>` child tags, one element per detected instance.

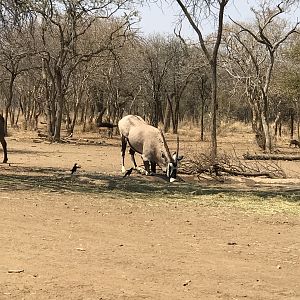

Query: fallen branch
<box><xmin>243</xmin><ymin>153</ymin><xmax>300</xmax><ymax>161</ymax></box>
<box><xmin>180</xmin><ymin>150</ymin><xmax>286</xmax><ymax>180</ymax></box>
<box><xmin>215</xmin><ymin>165</ymin><xmax>277</xmax><ymax>178</ymax></box>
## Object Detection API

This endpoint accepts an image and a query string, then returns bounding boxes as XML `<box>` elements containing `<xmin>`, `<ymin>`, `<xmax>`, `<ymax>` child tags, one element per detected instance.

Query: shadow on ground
<box><xmin>0</xmin><ymin>165</ymin><xmax>299</xmax><ymax>202</ymax></box>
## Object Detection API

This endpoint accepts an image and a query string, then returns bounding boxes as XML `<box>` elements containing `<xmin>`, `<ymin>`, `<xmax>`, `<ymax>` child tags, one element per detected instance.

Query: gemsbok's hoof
<box><xmin>136</xmin><ymin>166</ymin><xmax>145</xmax><ymax>174</ymax></box>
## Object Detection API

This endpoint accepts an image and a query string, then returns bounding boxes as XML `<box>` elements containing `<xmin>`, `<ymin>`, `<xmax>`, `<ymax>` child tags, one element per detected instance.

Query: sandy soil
<box><xmin>0</xmin><ymin>129</ymin><xmax>299</xmax><ymax>300</ymax></box>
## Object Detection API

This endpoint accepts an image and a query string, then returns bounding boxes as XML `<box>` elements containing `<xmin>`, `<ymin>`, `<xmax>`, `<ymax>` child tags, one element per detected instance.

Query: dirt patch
<box><xmin>0</xmin><ymin>130</ymin><xmax>299</xmax><ymax>299</ymax></box>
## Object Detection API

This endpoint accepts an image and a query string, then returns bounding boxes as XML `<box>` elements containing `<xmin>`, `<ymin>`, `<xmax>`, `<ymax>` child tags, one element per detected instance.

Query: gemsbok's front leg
<box><xmin>121</xmin><ymin>135</ymin><xmax>127</xmax><ymax>173</ymax></box>
<box><xmin>151</xmin><ymin>162</ymin><xmax>156</xmax><ymax>173</ymax></box>
<box><xmin>143</xmin><ymin>160</ymin><xmax>151</xmax><ymax>175</ymax></box>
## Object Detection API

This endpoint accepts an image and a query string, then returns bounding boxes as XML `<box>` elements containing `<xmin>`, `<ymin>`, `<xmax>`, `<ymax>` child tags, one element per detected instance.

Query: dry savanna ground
<box><xmin>0</xmin><ymin>124</ymin><xmax>299</xmax><ymax>300</ymax></box>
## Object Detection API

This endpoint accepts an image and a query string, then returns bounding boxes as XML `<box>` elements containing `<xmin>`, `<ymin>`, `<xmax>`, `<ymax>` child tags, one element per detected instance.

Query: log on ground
<box><xmin>243</xmin><ymin>153</ymin><xmax>300</xmax><ymax>161</ymax></box>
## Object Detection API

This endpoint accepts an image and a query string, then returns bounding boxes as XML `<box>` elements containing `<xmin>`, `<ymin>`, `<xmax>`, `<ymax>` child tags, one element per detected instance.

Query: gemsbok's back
<box><xmin>118</xmin><ymin>115</ymin><xmax>182</xmax><ymax>182</ymax></box>
<box><xmin>0</xmin><ymin>115</ymin><xmax>8</xmax><ymax>163</ymax></box>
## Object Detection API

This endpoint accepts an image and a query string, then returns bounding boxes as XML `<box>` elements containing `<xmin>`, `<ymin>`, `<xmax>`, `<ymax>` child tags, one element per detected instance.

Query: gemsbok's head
<box><xmin>160</xmin><ymin>130</ymin><xmax>183</xmax><ymax>182</ymax></box>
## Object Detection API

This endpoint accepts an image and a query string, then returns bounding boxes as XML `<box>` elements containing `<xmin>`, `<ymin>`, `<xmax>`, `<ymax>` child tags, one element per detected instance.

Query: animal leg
<box><xmin>121</xmin><ymin>135</ymin><xmax>127</xmax><ymax>173</ymax></box>
<box><xmin>0</xmin><ymin>137</ymin><xmax>7</xmax><ymax>163</ymax></box>
<box><xmin>151</xmin><ymin>162</ymin><xmax>156</xmax><ymax>173</ymax></box>
<box><xmin>129</xmin><ymin>148</ymin><xmax>138</xmax><ymax>169</ymax></box>
<box><xmin>143</xmin><ymin>161</ymin><xmax>151</xmax><ymax>175</ymax></box>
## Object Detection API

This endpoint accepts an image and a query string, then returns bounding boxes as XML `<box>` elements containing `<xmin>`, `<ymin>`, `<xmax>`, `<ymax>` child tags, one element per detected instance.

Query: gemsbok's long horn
<box><xmin>160</xmin><ymin>129</ymin><xmax>172</xmax><ymax>161</ymax></box>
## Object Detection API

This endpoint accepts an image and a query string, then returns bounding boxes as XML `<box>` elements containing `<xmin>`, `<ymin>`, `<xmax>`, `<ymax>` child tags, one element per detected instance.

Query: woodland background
<box><xmin>0</xmin><ymin>0</ymin><xmax>299</xmax><ymax>153</ymax></box>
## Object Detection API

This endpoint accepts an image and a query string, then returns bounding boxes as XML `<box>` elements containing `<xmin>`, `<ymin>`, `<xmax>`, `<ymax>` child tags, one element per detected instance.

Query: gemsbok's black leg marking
<box><xmin>121</xmin><ymin>135</ymin><xmax>127</xmax><ymax>173</ymax></box>
<box><xmin>151</xmin><ymin>162</ymin><xmax>156</xmax><ymax>173</ymax></box>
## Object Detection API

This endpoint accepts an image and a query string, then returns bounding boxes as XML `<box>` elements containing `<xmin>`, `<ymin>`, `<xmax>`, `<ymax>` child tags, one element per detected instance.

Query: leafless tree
<box><xmin>25</xmin><ymin>0</ymin><xmax>135</xmax><ymax>140</ymax></box>
<box><xmin>228</xmin><ymin>1</ymin><xmax>299</xmax><ymax>151</ymax></box>
<box><xmin>175</xmin><ymin>0</ymin><xmax>229</xmax><ymax>162</ymax></box>
<box><xmin>162</xmin><ymin>38</ymin><xmax>197</xmax><ymax>134</ymax></box>
<box><xmin>0</xmin><ymin>18</ymin><xmax>37</xmax><ymax>133</ymax></box>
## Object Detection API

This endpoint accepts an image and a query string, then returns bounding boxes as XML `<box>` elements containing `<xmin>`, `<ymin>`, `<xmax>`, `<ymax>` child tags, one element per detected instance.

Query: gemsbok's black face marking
<box><xmin>167</xmin><ymin>162</ymin><xmax>177</xmax><ymax>182</ymax></box>
<box><xmin>166</xmin><ymin>155</ymin><xmax>183</xmax><ymax>182</ymax></box>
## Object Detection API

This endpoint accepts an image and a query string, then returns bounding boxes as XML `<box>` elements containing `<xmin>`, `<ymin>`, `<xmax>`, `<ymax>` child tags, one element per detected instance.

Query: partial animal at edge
<box><xmin>118</xmin><ymin>115</ymin><xmax>183</xmax><ymax>182</ymax></box>
<box><xmin>0</xmin><ymin>115</ymin><xmax>8</xmax><ymax>163</ymax></box>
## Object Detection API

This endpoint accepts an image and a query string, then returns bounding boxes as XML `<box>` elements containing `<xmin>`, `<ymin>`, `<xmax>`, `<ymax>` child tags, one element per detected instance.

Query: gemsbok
<box><xmin>0</xmin><ymin>115</ymin><xmax>8</xmax><ymax>163</ymax></box>
<box><xmin>118</xmin><ymin>115</ymin><xmax>183</xmax><ymax>182</ymax></box>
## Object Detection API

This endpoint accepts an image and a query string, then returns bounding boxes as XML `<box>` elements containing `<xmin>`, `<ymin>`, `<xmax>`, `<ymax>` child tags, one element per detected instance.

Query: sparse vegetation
<box><xmin>0</xmin><ymin>2</ymin><xmax>299</xmax><ymax>298</ymax></box>
<box><xmin>0</xmin><ymin>0</ymin><xmax>299</xmax><ymax>152</ymax></box>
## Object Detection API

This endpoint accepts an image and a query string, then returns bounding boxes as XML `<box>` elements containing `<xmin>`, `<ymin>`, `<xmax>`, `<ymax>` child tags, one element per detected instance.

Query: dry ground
<box><xmin>0</xmin><ymin>127</ymin><xmax>299</xmax><ymax>300</ymax></box>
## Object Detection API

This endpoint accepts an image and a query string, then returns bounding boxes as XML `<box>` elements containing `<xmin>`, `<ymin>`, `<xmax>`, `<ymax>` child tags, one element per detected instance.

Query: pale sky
<box><xmin>137</xmin><ymin>0</ymin><xmax>299</xmax><ymax>39</ymax></box>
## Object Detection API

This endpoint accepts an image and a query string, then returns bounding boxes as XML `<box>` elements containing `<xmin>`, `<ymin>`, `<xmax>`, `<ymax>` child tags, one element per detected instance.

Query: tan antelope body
<box><xmin>118</xmin><ymin>115</ymin><xmax>182</xmax><ymax>182</ymax></box>
<box><xmin>0</xmin><ymin>115</ymin><xmax>8</xmax><ymax>163</ymax></box>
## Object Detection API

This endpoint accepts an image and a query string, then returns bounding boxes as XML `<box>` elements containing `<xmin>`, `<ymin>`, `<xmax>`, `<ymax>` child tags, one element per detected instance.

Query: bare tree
<box><xmin>0</xmin><ymin>11</ymin><xmax>37</xmax><ymax>133</ymax></box>
<box><xmin>24</xmin><ymin>0</ymin><xmax>135</xmax><ymax>141</ymax></box>
<box><xmin>163</xmin><ymin>38</ymin><xmax>196</xmax><ymax>134</ymax></box>
<box><xmin>276</xmin><ymin>34</ymin><xmax>300</xmax><ymax>140</ymax></box>
<box><xmin>139</xmin><ymin>36</ymin><xmax>175</xmax><ymax>127</ymax></box>
<box><xmin>228</xmin><ymin>1</ymin><xmax>299</xmax><ymax>151</ymax></box>
<box><xmin>175</xmin><ymin>0</ymin><xmax>229</xmax><ymax>162</ymax></box>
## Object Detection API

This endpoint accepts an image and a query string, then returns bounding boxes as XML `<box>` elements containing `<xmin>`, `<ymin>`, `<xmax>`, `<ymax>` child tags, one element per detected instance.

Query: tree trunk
<box><xmin>248</xmin><ymin>99</ymin><xmax>259</xmax><ymax>134</ymax></box>
<box><xmin>82</xmin><ymin>97</ymin><xmax>89</xmax><ymax>132</ymax></box>
<box><xmin>53</xmin><ymin>94</ymin><xmax>63</xmax><ymax>141</ymax></box>
<box><xmin>296</xmin><ymin>101</ymin><xmax>300</xmax><ymax>140</ymax></box>
<box><xmin>163</xmin><ymin>100</ymin><xmax>171</xmax><ymax>133</ymax></box>
<box><xmin>15</xmin><ymin>107</ymin><xmax>21</xmax><ymax>127</ymax></box>
<box><xmin>279</xmin><ymin>122</ymin><xmax>282</xmax><ymax>137</ymax></box>
<box><xmin>173</xmin><ymin>98</ymin><xmax>180</xmax><ymax>134</ymax></box>
<box><xmin>260</xmin><ymin>89</ymin><xmax>272</xmax><ymax>151</ymax></box>
<box><xmin>53</xmin><ymin>68</ymin><xmax>64</xmax><ymax>141</ymax></box>
<box><xmin>69</xmin><ymin>98</ymin><xmax>81</xmax><ymax>135</ymax></box>
<box><xmin>9</xmin><ymin>108</ymin><xmax>15</xmax><ymax>128</ymax></box>
<box><xmin>43</xmin><ymin>78</ymin><xmax>55</xmax><ymax>138</ymax></box>
<box><xmin>261</xmin><ymin>110</ymin><xmax>271</xmax><ymax>151</ymax></box>
<box><xmin>4</xmin><ymin>74</ymin><xmax>16</xmax><ymax>135</ymax></box>
<box><xmin>290</xmin><ymin>110</ymin><xmax>294</xmax><ymax>139</ymax></box>
<box><xmin>274</xmin><ymin>112</ymin><xmax>281</xmax><ymax>137</ymax></box>
<box><xmin>200</xmin><ymin>96</ymin><xmax>205</xmax><ymax>141</ymax></box>
<box><xmin>210</xmin><ymin>63</ymin><xmax>218</xmax><ymax>162</ymax></box>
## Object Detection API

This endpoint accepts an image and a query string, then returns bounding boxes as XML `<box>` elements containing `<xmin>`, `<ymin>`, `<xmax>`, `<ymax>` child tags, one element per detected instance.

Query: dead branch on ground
<box><xmin>180</xmin><ymin>151</ymin><xmax>286</xmax><ymax>180</ymax></box>
<box><xmin>243</xmin><ymin>153</ymin><xmax>300</xmax><ymax>161</ymax></box>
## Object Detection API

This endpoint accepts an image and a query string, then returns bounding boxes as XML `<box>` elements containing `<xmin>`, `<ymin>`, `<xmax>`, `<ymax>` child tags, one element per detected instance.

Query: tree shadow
<box><xmin>6</xmin><ymin>148</ymin><xmax>50</xmax><ymax>155</ymax></box>
<box><xmin>0</xmin><ymin>165</ymin><xmax>299</xmax><ymax>202</ymax></box>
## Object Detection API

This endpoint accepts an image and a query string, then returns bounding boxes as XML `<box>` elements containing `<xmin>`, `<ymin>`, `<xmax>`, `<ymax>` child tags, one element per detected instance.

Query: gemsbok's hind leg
<box><xmin>0</xmin><ymin>137</ymin><xmax>8</xmax><ymax>163</ymax></box>
<box><xmin>121</xmin><ymin>135</ymin><xmax>127</xmax><ymax>173</ymax></box>
<box><xmin>129</xmin><ymin>148</ymin><xmax>137</xmax><ymax>169</ymax></box>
